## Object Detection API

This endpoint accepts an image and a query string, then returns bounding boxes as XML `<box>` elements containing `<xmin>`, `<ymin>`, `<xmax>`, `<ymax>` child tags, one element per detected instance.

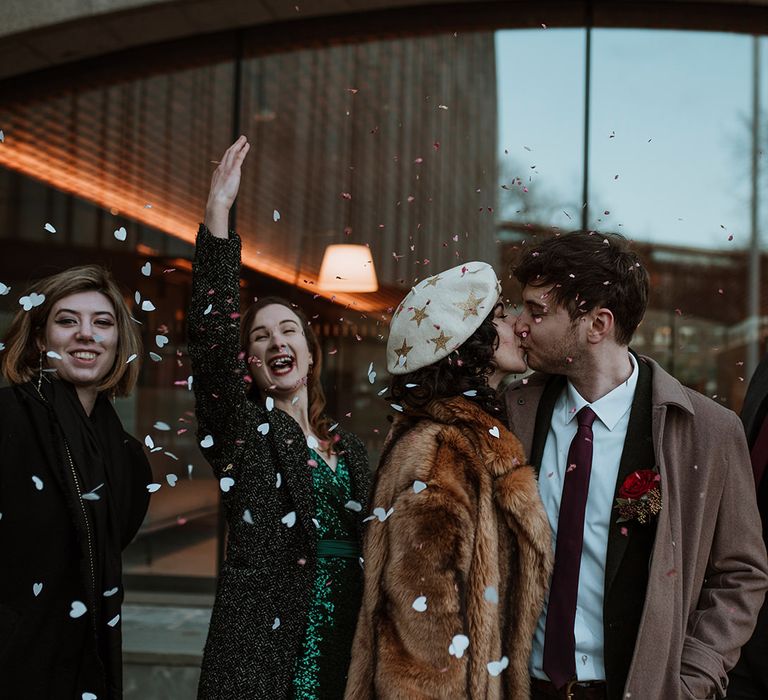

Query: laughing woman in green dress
<box><xmin>190</xmin><ymin>136</ymin><xmax>371</xmax><ymax>699</ymax></box>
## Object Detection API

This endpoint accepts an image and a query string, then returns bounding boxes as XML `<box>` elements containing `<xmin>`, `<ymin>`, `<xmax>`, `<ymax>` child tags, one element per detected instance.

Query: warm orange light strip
<box><xmin>0</xmin><ymin>143</ymin><xmax>385</xmax><ymax>312</ymax></box>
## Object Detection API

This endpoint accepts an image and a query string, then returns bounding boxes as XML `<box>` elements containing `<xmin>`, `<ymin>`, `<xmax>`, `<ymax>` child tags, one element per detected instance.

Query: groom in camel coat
<box><xmin>505</xmin><ymin>231</ymin><xmax>768</xmax><ymax>700</ymax></box>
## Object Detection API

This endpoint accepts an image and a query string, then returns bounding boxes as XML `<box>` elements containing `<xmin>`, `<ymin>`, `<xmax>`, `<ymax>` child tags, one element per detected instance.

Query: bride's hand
<box><xmin>205</xmin><ymin>135</ymin><xmax>250</xmax><ymax>238</ymax></box>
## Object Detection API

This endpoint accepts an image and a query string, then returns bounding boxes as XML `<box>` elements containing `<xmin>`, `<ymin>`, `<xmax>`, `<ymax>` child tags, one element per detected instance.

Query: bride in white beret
<box><xmin>346</xmin><ymin>262</ymin><xmax>552</xmax><ymax>700</ymax></box>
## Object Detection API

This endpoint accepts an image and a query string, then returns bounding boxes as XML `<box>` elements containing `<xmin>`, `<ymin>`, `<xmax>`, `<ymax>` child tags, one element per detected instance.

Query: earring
<box><xmin>37</xmin><ymin>350</ymin><xmax>44</xmax><ymax>391</ymax></box>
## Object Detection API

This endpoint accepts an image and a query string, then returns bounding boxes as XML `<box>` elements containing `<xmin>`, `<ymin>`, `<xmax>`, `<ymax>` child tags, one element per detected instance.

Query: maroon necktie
<box><xmin>543</xmin><ymin>406</ymin><xmax>597</xmax><ymax>689</ymax></box>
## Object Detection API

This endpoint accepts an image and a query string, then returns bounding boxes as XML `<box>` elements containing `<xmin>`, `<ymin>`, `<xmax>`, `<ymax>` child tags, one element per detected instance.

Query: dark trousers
<box><xmin>727</xmin><ymin>601</ymin><xmax>768</xmax><ymax>699</ymax></box>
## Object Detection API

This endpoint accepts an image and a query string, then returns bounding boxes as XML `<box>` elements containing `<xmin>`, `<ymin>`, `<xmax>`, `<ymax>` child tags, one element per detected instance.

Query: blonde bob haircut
<box><xmin>1</xmin><ymin>265</ymin><xmax>142</xmax><ymax>397</ymax></box>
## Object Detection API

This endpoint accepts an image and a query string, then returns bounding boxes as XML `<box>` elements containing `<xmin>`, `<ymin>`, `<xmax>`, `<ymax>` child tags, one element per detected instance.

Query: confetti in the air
<box><xmin>44</xmin><ymin>223</ymin><xmax>56</xmax><ymax>234</ymax></box>
<box><xmin>449</xmin><ymin>634</ymin><xmax>469</xmax><ymax>658</ymax></box>
<box><xmin>114</xmin><ymin>227</ymin><xmax>127</xmax><ymax>241</ymax></box>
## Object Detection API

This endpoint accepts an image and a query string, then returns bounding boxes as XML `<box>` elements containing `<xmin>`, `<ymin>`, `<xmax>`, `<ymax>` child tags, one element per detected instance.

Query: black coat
<box><xmin>0</xmin><ymin>382</ymin><xmax>151</xmax><ymax>699</ymax></box>
<box><xmin>189</xmin><ymin>226</ymin><xmax>371</xmax><ymax>700</ymax></box>
<box><xmin>729</xmin><ymin>355</ymin><xmax>768</xmax><ymax>698</ymax></box>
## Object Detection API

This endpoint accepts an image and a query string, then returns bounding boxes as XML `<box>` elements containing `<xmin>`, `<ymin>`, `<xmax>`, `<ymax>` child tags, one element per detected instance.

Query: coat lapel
<box><xmin>604</xmin><ymin>357</ymin><xmax>655</xmax><ymax>596</ymax></box>
<box><xmin>529</xmin><ymin>375</ymin><xmax>566</xmax><ymax>476</ymax></box>
<box><xmin>269</xmin><ymin>409</ymin><xmax>317</xmax><ymax>538</ymax></box>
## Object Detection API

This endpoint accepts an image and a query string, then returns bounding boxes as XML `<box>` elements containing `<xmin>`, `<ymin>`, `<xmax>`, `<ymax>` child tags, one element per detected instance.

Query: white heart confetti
<box><xmin>373</xmin><ymin>506</ymin><xmax>394</xmax><ymax>522</ymax></box>
<box><xmin>344</xmin><ymin>500</ymin><xmax>362</xmax><ymax>512</ymax></box>
<box><xmin>144</xmin><ymin>435</ymin><xmax>155</xmax><ymax>449</ymax></box>
<box><xmin>272</xmin><ymin>617</ymin><xmax>281</xmax><ymax>629</ymax></box>
<box><xmin>273</xmin><ymin>209</ymin><xmax>281</xmax><ymax>222</ymax></box>
<box><xmin>154</xmin><ymin>421</ymin><xmax>170</xmax><ymax>431</ymax></box>
<box><xmin>275</xmin><ymin>473</ymin><xmax>282</xmax><ymax>488</ymax></box>
<box><xmin>412</xmin><ymin>480</ymin><xmax>428</xmax><ymax>494</ymax></box>
<box><xmin>146</xmin><ymin>483</ymin><xmax>161</xmax><ymax>493</ymax></box>
<box><xmin>81</xmin><ymin>484</ymin><xmax>103</xmax><ymax>501</ymax></box>
<box><xmin>126</xmin><ymin>354</ymin><xmax>138</xmax><ymax>364</ymax></box>
<box><xmin>149</xmin><ymin>352</ymin><xmax>162</xmax><ymax>362</ymax></box>
<box><xmin>220</xmin><ymin>477</ymin><xmax>235</xmax><ymax>493</ymax></box>
<box><xmin>32</xmin><ymin>476</ymin><xmax>43</xmax><ymax>491</ymax></box>
<box><xmin>155</xmin><ymin>335</ymin><xmax>168</xmax><ymax>348</ymax></box>
<box><xmin>463</xmin><ymin>390</ymin><xmax>478</xmax><ymax>397</ymax></box>
<box><xmin>46</xmin><ymin>351</ymin><xmax>62</xmax><ymax>360</ymax></box>
<box><xmin>449</xmin><ymin>634</ymin><xmax>469</xmax><ymax>659</ymax></box>
<box><xmin>114</xmin><ymin>226</ymin><xmax>127</xmax><ymax>241</ymax></box>
<box><xmin>0</xmin><ymin>282</ymin><xmax>9</xmax><ymax>295</ymax></box>
<box><xmin>203</xmin><ymin>303</ymin><xmax>212</xmax><ymax>315</ymax></box>
<box><xmin>257</xmin><ymin>423</ymin><xmax>270</xmax><ymax>436</ymax></box>
<box><xmin>19</xmin><ymin>293</ymin><xmax>45</xmax><ymax>311</ymax></box>
<box><xmin>107</xmin><ymin>614</ymin><xmax>120</xmax><ymax>627</ymax></box>
<box><xmin>412</xmin><ymin>596</ymin><xmax>427</xmax><ymax>612</ymax></box>
<box><xmin>103</xmin><ymin>587</ymin><xmax>118</xmax><ymax>597</ymax></box>
<box><xmin>281</xmin><ymin>511</ymin><xmax>297</xmax><ymax>528</ymax></box>
<box><xmin>266</xmin><ymin>396</ymin><xmax>274</xmax><ymax>411</ymax></box>
<box><xmin>33</xmin><ymin>582</ymin><xmax>43</xmax><ymax>597</ymax></box>
<box><xmin>307</xmin><ymin>435</ymin><xmax>319</xmax><ymax>449</ymax></box>
<box><xmin>243</xmin><ymin>509</ymin><xmax>254</xmax><ymax>525</ymax></box>
<box><xmin>141</xmin><ymin>262</ymin><xmax>151</xmax><ymax>276</ymax></box>
<box><xmin>166</xmin><ymin>474</ymin><xmax>178</xmax><ymax>487</ymax></box>
<box><xmin>487</xmin><ymin>656</ymin><xmax>509</xmax><ymax>677</ymax></box>
<box><xmin>134</xmin><ymin>290</ymin><xmax>141</xmax><ymax>304</ymax></box>
<box><xmin>141</xmin><ymin>300</ymin><xmax>156</xmax><ymax>312</ymax></box>
<box><xmin>44</xmin><ymin>223</ymin><xmax>56</xmax><ymax>234</ymax></box>
<box><xmin>82</xmin><ymin>693</ymin><xmax>97</xmax><ymax>700</ymax></box>
<box><xmin>69</xmin><ymin>600</ymin><xmax>87</xmax><ymax>618</ymax></box>
<box><xmin>488</xmin><ymin>426</ymin><xmax>500</xmax><ymax>438</ymax></box>
<box><xmin>483</xmin><ymin>586</ymin><xmax>499</xmax><ymax>604</ymax></box>
<box><xmin>200</xmin><ymin>435</ymin><xmax>214</xmax><ymax>449</ymax></box>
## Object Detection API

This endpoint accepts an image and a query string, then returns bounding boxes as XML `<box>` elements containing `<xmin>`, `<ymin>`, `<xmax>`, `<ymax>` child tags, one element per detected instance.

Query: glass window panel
<box><xmin>589</xmin><ymin>30</ymin><xmax>753</xmax><ymax>409</ymax></box>
<box><xmin>495</xmin><ymin>29</ymin><xmax>586</xmax><ymax>231</ymax></box>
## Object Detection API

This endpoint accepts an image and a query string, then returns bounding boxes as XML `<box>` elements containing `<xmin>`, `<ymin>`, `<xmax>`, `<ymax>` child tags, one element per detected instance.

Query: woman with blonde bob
<box><xmin>0</xmin><ymin>265</ymin><xmax>151</xmax><ymax>700</ymax></box>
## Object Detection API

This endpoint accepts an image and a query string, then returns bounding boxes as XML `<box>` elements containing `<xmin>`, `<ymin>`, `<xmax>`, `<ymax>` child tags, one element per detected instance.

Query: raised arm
<box><xmin>189</xmin><ymin>137</ymin><xmax>254</xmax><ymax>471</ymax></box>
<box><xmin>205</xmin><ymin>135</ymin><xmax>250</xmax><ymax>239</ymax></box>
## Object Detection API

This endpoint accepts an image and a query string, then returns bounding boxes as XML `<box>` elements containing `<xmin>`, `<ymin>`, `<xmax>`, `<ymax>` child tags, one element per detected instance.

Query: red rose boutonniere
<box><xmin>614</xmin><ymin>469</ymin><xmax>662</xmax><ymax>524</ymax></box>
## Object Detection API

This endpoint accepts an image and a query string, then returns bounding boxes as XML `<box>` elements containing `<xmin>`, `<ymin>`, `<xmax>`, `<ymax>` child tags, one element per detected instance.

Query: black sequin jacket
<box><xmin>189</xmin><ymin>225</ymin><xmax>371</xmax><ymax>699</ymax></box>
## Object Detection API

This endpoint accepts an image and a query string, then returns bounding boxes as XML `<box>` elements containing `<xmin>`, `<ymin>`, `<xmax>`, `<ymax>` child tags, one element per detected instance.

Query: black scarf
<box><xmin>35</xmin><ymin>378</ymin><xmax>150</xmax><ymax>697</ymax></box>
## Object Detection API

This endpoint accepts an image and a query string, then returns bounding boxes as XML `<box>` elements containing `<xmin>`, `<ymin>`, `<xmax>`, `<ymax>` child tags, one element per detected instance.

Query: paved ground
<box><xmin>123</xmin><ymin>603</ymin><xmax>211</xmax><ymax>699</ymax></box>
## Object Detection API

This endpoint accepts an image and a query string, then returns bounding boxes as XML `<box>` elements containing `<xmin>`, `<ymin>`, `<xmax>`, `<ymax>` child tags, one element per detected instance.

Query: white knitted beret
<box><xmin>387</xmin><ymin>261</ymin><xmax>501</xmax><ymax>375</ymax></box>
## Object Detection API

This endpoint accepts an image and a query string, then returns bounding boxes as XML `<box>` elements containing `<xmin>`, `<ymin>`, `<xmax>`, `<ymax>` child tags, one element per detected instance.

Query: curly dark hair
<box><xmin>513</xmin><ymin>230</ymin><xmax>649</xmax><ymax>345</ymax></box>
<box><xmin>389</xmin><ymin>306</ymin><xmax>506</xmax><ymax>419</ymax></box>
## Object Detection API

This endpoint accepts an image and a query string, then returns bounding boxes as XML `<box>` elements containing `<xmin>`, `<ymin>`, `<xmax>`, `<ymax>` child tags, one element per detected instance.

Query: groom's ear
<box><xmin>586</xmin><ymin>306</ymin><xmax>615</xmax><ymax>344</ymax></box>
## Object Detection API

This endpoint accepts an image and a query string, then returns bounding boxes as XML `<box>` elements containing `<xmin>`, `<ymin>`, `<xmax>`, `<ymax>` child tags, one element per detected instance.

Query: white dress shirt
<box><xmin>530</xmin><ymin>355</ymin><xmax>639</xmax><ymax>681</ymax></box>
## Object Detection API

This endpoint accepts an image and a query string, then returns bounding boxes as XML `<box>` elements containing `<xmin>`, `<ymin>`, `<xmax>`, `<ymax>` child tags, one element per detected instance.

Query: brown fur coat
<box><xmin>345</xmin><ymin>397</ymin><xmax>552</xmax><ymax>699</ymax></box>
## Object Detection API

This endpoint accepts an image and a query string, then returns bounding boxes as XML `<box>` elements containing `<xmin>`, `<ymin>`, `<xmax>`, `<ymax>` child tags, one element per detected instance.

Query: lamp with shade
<box><xmin>317</xmin><ymin>244</ymin><xmax>378</xmax><ymax>292</ymax></box>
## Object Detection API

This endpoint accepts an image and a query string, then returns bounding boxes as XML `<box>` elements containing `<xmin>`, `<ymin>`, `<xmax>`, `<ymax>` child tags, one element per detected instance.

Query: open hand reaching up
<box><xmin>205</xmin><ymin>135</ymin><xmax>250</xmax><ymax>238</ymax></box>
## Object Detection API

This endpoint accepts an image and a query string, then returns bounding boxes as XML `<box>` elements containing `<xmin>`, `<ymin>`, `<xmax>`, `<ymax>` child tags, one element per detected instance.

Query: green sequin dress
<box><xmin>292</xmin><ymin>449</ymin><xmax>363</xmax><ymax>700</ymax></box>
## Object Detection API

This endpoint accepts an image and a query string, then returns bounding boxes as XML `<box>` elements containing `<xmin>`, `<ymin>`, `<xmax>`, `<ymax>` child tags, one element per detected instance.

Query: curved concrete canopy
<box><xmin>2</xmin><ymin>0</ymin><xmax>768</xmax><ymax>80</ymax></box>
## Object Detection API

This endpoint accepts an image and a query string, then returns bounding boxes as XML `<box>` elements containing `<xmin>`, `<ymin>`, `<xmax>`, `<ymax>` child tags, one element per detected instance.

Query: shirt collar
<box><xmin>563</xmin><ymin>354</ymin><xmax>639</xmax><ymax>431</ymax></box>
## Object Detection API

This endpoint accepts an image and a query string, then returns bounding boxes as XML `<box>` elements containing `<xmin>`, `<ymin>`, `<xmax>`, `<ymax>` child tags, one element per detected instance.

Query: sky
<box><xmin>495</xmin><ymin>28</ymin><xmax>763</xmax><ymax>249</ymax></box>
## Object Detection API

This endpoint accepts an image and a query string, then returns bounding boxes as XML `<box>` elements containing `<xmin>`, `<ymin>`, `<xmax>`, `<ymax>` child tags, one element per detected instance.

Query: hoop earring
<box><xmin>37</xmin><ymin>350</ymin><xmax>44</xmax><ymax>391</ymax></box>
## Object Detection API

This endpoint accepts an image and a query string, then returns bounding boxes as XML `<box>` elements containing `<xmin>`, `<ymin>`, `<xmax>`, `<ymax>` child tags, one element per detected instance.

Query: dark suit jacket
<box><xmin>520</xmin><ymin>358</ymin><xmax>655</xmax><ymax>700</ymax></box>
<box><xmin>728</xmin><ymin>354</ymin><xmax>768</xmax><ymax>696</ymax></box>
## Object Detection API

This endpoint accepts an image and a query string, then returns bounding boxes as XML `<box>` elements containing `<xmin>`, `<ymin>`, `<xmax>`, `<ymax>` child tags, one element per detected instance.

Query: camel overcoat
<box><xmin>345</xmin><ymin>397</ymin><xmax>552</xmax><ymax>699</ymax></box>
<box><xmin>504</xmin><ymin>355</ymin><xmax>768</xmax><ymax>700</ymax></box>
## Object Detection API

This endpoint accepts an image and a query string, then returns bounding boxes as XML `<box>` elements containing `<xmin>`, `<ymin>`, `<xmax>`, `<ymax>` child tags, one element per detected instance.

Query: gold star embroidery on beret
<box><xmin>429</xmin><ymin>330</ymin><xmax>452</xmax><ymax>353</ymax></box>
<box><xmin>424</xmin><ymin>274</ymin><xmax>443</xmax><ymax>287</ymax></box>
<box><xmin>454</xmin><ymin>290</ymin><xmax>483</xmax><ymax>321</ymax></box>
<box><xmin>394</xmin><ymin>338</ymin><xmax>413</xmax><ymax>365</ymax></box>
<box><xmin>410</xmin><ymin>305</ymin><xmax>429</xmax><ymax>327</ymax></box>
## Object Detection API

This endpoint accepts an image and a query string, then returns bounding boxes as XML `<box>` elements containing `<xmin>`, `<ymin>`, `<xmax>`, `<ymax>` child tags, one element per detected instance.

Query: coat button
<box><xmin>517</xmin><ymin>398</ymin><xmax>525</xmax><ymax>405</ymax></box>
